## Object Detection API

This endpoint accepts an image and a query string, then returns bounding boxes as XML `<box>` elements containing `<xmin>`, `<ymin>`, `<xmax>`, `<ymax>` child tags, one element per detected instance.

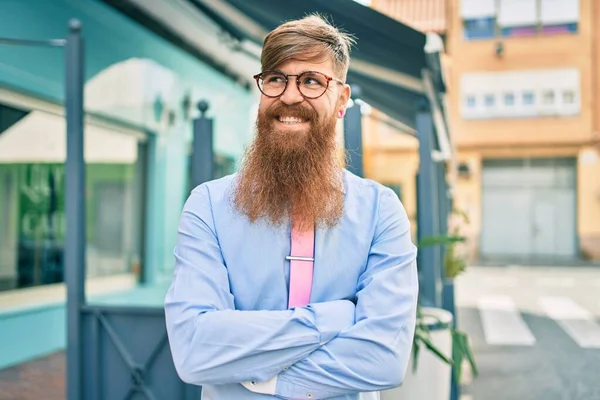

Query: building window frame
<box><xmin>0</xmin><ymin>88</ymin><xmax>149</xmax><ymax>297</ymax></box>
<box><xmin>461</xmin><ymin>0</ymin><xmax>579</xmax><ymax>41</ymax></box>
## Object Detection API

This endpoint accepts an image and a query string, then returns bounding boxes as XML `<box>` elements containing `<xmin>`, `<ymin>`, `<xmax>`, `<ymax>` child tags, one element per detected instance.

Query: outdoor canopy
<box><xmin>191</xmin><ymin>0</ymin><xmax>447</xmax><ymax>130</ymax></box>
<box><xmin>104</xmin><ymin>0</ymin><xmax>448</xmax><ymax>132</ymax></box>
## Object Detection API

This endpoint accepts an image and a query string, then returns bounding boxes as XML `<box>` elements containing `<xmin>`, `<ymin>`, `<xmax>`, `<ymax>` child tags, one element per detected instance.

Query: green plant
<box><xmin>412</xmin><ymin>208</ymin><xmax>477</xmax><ymax>383</ymax></box>
<box><xmin>418</xmin><ymin>208</ymin><xmax>470</xmax><ymax>279</ymax></box>
<box><xmin>411</xmin><ymin>305</ymin><xmax>478</xmax><ymax>384</ymax></box>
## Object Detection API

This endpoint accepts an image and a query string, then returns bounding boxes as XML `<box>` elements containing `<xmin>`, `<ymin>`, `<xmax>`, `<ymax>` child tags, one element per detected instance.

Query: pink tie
<box><xmin>287</xmin><ymin>224</ymin><xmax>315</xmax><ymax>308</ymax></box>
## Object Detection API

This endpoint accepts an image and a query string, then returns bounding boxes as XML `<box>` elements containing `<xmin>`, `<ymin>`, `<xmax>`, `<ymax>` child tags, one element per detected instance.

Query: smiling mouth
<box><xmin>277</xmin><ymin>115</ymin><xmax>308</xmax><ymax>125</ymax></box>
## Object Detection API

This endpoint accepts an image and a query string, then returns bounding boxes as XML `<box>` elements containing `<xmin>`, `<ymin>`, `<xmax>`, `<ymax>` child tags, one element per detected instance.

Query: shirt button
<box><xmin>307</xmin><ymin>393</ymin><xmax>313</xmax><ymax>398</ymax></box>
<box><xmin>283</xmin><ymin>365</ymin><xmax>289</xmax><ymax>370</ymax></box>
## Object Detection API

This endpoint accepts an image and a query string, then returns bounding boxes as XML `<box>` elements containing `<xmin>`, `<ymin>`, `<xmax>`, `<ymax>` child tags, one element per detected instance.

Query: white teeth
<box><xmin>278</xmin><ymin>116</ymin><xmax>304</xmax><ymax>124</ymax></box>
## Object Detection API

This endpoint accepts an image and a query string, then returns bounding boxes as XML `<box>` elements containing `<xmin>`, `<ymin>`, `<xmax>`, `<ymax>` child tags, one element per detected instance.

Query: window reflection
<box><xmin>0</xmin><ymin>104</ymin><xmax>146</xmax><ymax>291</ymax></box>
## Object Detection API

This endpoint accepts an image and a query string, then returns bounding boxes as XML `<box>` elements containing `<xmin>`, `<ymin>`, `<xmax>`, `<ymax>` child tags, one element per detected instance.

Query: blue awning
<box><xmin>102</xmin><ymin>0</ymin><xmax>448</xmax><ymax>133</ymax></box>
<box><xmin>191</xmin><ymin>0</ymin><xmax>446</xmax><ymax>129</ymax></box>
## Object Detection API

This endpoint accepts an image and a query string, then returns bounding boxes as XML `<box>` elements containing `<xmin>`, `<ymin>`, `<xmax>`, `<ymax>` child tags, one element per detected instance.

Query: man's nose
<box><xmin>279</xmin><ymin>80</ymin><xmax>304</xmax><ymax>105</ymax></box>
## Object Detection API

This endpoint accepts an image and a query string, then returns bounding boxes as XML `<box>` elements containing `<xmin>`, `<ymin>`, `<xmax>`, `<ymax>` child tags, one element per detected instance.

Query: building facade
<box><xmin>0</xmin><ymin>0</ymin><xmax>258</xmax><ymax>369</ymax></box>
<box><xmin>370</xmin><ymin>0</ymin><xmax>600</xmax><ymax>263</ymax></box>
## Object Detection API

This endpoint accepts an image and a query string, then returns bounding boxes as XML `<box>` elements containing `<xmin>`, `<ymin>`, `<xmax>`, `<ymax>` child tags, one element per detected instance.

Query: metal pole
<box><xmin>438</xmin><ymin>162</ymin><xmax>449</xmax><ymax>282</ymax></box>
<box><xmin>436</xmin><ymin>161</ymin><xmax>459</xmax><ymax>400</ymax></box>
<box><xmin>416</xmin><ymin>101</ymin><xmax>441</xmax><ymax>307</ymax></box>
<box><xmin>191</xmin><ymin>100</ymin><xmax>214</xmax><ymax>188</ymax></box>
<box><xmin>343</xmin><ymin>100</ymin><xmax>364</xmax><ymax>177</ymax></box>
<box><xmin>65</xmin><ymin>19</ymin><xmax>85</xmax><ymax>400</ymax></box>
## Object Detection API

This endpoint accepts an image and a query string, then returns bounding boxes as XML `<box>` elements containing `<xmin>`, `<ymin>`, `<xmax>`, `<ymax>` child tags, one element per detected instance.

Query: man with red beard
<box><xmin>165</xmin><ymin>14</ymin><xmax>418</xmax><ymax>400</ymax></box>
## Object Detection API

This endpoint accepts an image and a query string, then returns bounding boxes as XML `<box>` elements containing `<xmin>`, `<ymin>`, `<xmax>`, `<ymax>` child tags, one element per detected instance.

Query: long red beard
<box><xmin>232</xmin><ymin>103</ymin><xmax>345</xmax><ymax>230</ymax></box>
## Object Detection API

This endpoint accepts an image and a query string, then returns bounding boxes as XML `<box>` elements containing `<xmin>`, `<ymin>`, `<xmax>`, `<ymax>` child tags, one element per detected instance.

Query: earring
<box><xmin>338</xmin><ymin>109</ymin><xmax>344</xmax><ymax>118</ymax></box>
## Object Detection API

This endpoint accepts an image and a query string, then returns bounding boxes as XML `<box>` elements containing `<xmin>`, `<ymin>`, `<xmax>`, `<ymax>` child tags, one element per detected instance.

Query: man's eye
<box><xmin>266</xmin><ymin>76</ymin><xmax>283</xmax><ymax>83</ymax></box>
<box><xmin>303</xmin><ymin>78</ymin><xmax>320</xmax><ymax>85</ymax></box>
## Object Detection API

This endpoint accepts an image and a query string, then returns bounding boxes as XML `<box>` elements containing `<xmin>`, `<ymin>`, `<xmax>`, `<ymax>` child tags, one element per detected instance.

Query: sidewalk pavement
<box><xmin>0</xmin><ymin>352</ymin><xmax>65</xmax><ymax>400</ymax></box>
<box><xmin>0</xmin><ymin>351</ymin><xmax>475</xmax><ymax>400</ymax></box>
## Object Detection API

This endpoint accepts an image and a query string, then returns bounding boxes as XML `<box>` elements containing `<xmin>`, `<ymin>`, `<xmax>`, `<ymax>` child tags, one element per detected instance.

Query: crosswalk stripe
<box><xmin>482</xmin><ymin>276</ymin><xmax>518</xmax><ymax>288</ymax></box>
<box><xmin>535</xmin><ymin>277</ymin><xmax>575</xmax><ymax>287</ymax></box>
<box><xmin>478</xmin><ymin>295</ymin><xmax>536</xmax><ymax>346</ymax></box>
<box><xmin>538</xmin><ymin>296</ymin><xmax>600</xmax><ymax>349</ymax></box>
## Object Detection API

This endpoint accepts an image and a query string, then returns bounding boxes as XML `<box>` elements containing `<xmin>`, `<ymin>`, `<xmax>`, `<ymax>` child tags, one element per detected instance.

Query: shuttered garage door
<box><xmin>480</xmin><ymin>158</ymin><xmax>577</xmax><ymax>261</ymax></box>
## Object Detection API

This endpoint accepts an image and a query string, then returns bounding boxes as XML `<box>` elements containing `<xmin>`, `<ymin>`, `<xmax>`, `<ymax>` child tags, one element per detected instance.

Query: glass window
<box><xmin>501</xmin><ymin>26</ymin><xmax>537</xmax><ymax>37</ymax></box>
<box><xmin>484</xmin><ymin>94</ymin><xmax>495</xmax><ymax>107</ymax></box>
<box><xmin>464</xmin><ymin>17</ymin><xmax>496</xmax><ymax>40</ymax></box>
<box><xmin>504</xmin><ymin>93</ymin><xmax>515</xmax><ymax>106</ymax></box>
<box><xmin>562</xmin><ymin>90</ymin><xmax>575</xmax><ymax>104</ymax></box>
<box><xmin>465</xmin><ymin>95</ymin><xmax>477</xmax><ymax>108</ymax></box>
<box><xmin>522</xmin><ymin>91</ymin><xmax>535</xmax><ymax>105</ymax></box>
<box><xmin>541</xmin><ymin>23</ymin><xmax>578</xmax><ymax>34</ymax></box>
<box><xmin>0</xmin><ymin>104</ymin><xmax>146</xmax><ymax>292</ymax></box>
<box><xmin>543</xmin><ymin>90</ymin><xmax>555</xmax><ymax>105</ymax></box>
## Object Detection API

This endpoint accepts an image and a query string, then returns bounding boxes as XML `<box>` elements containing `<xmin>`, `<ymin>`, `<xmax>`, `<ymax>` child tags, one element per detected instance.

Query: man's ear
<box><xmin>341</xmin><ymin>84</ymin><xmax>351</xmax><ymax>107</ymax></box>
<box><xmin>337</xmin><ymin>84</ymin><xmax>351</xmax><ymax>117</ymax></box>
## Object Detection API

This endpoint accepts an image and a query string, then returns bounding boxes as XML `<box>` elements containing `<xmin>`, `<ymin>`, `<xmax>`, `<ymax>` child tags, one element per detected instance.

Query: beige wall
<box><xmin>366</xmin><ymin>0</ymin><xmax>600</xmax><ymax>261</ymax></box>
<box><xmin>450</xmin><ymin>146</ymin><xmax>600</xmax><ymax>261</ymax></box>
<box><xmin>594</xmin><ymin>0</ymin><xmax>600</xmax><ymax>134</ymax></box>
<box><xmin>446</xmin><ymin>0</ymin><xmax>596</xmax><ymax>148</ymax></box>
<box><xmin>363</xmin><ymin>111</ymin><xmax>419</xmax><ymax>226</ymax></box>
<box><xmin>452</xmin><ymin>151</ymin><xmax>482</xmax><ymax>260</ymax></box>
<box><xmin>446</xmin><ymin>0</ymin><xmax>600</xmax><ymax>261</ymax></box>
<box><xmin>577</xmin><ymin>147</ymin><xmax>600</xmax><ymax>259</ymax></box>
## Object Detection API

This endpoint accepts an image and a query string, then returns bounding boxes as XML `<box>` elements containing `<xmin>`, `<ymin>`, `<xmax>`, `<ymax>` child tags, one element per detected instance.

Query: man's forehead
<box><xmin>275</xmin><ymin>58</ymin><xmax>335</xmax><ymax>74</ymax></box>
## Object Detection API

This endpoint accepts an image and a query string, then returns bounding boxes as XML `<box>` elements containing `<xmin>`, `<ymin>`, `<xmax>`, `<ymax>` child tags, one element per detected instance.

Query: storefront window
<box><xmin>0</xmin><ymin>103</ymin><xmax>146</xmax><ymax>292</ymax></box>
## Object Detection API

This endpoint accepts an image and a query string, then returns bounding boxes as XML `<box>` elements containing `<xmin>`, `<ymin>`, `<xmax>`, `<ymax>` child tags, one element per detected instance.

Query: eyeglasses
<box><xmin>253</xmin><ymin>70</ymin><xmax>345</xmax><ymax>99</ymax></box>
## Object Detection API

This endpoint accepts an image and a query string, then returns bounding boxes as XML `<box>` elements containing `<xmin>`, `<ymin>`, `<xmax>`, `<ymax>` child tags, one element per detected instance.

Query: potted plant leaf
<box><xmin>381</xmin><ymin>208</ymin><xmax>477</xmax><ymax>400</ymax></box>
<box><xmin>380</xmin><ymin>304</ymin><xmax>477</xmax><ymax>400</ymax></box>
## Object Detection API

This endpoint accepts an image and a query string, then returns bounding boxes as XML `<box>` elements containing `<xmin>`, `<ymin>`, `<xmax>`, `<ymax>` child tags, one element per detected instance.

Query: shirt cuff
<box><xmin>242</xmin><ymin>375</ymin><xmax>278</xmax><ymax>395</ymax></box>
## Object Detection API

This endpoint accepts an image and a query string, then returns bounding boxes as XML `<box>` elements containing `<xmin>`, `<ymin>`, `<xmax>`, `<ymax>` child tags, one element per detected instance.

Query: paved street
<box><xmin>0</xmin><ymin>352</ymin><xmax>64</xmax><ymax>400</ymax></box>
<box><xmin>3</xmin><ymin>265</ymin><xmax>600</xmax><ymax>400</ymax></box>
<box><xmin>456</xmin><ymin>265</ymin><xmax>600</xmax><ymax>400</ymax></box>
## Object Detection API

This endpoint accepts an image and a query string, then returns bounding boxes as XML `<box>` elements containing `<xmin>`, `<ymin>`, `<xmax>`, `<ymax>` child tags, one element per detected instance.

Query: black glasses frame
<box><xmin>253</xmin><ymin>70</ymin><xmax>345</xmax><ymax>99</ymax></box>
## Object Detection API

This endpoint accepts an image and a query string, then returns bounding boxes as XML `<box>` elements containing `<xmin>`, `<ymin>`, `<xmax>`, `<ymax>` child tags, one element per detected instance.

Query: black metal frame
<box><xmin>82</xmin><ymin>306</ymin><xmax>168</xmax><ymax>400</ymax></box>
<box><xmin>0</xmin><ymin>19</ymin><xmax>86</xmax><ymax>399</ymax></box>
<box><xmin>343</xmin><ymin>96</ymin><xmax>364</xmax><ymax>178</ymax></box>
<box><xmin>1</xmin><ymin>20</ymin><xmax>206</xmax><ymax>400</ymax></box>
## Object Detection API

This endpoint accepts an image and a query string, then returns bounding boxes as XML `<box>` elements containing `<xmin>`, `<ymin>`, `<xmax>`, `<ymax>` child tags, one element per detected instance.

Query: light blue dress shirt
<box><xmin>164</xmin><ymin>169</ymin><xmax>419</xmax><ymax>399</ymax></box>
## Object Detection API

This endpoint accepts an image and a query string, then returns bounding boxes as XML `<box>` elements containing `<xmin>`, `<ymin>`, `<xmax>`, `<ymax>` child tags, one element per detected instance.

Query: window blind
<box><xmin>498</xmin><ymin>0</ymin><xmax>537</xmax><ymax>27</ymax></box>
<box><xmin>461</xmin><ymin>0</ymin><xmax>496</xmax><ymax>19</ymax></box>
<box><xmin>541</xmin><ymin>0</ymin><xmax>579</xmax><ymax>24</ymax></box>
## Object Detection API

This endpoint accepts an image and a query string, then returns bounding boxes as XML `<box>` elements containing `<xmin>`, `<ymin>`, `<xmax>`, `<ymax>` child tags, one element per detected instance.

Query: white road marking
<box><xmin>535</xmin><ymin>277</ymin><xmax>575</xmax><ymax>287</ymax></box>
<box><xmin>538</xmin><ymin>296</ymin><xmax>600</xmax><ymax>348</ymax></box>
<box><xmin>478</xmin><ymin>295</ymin><xmax>536</xmax><ymax>346</ymax></box>
<box><xmin>482</xmin><ymin>276</ymin><xmax>519</xmax><ymax>288</ymax></box>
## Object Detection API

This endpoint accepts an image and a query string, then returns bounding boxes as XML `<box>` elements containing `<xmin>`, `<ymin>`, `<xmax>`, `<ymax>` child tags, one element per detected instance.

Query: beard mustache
<box><xmin>232</xmin><ymin>102</ymin><xmax>345</xmax><ymax>230</ymax></box>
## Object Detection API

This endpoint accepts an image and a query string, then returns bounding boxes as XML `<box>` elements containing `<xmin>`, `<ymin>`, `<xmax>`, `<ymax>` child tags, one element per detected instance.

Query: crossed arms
<box><xmin>164</xmin><ymin>185</ymin><xmax>419</xmax><ymax>399</ymax></box>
